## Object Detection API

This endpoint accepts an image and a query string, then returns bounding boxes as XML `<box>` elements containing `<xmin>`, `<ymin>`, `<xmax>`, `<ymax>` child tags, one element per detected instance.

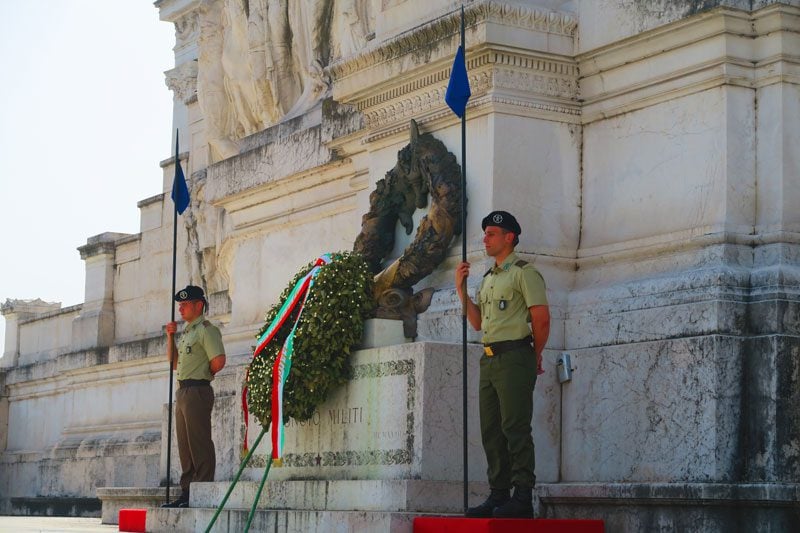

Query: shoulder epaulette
<box><xmin>483</xmin><ymin>268</ymin><xmax>493</xmax><ymax>278</ymax></box>
<box><xmin>203</xmin><ymin>320</ymin><xmax>212</xmax><ymax>327</ymax></box>
<box><xmin>515</xmin><ymin>259</ymin><xmax>529</xmax><ymax>268</ymax></box>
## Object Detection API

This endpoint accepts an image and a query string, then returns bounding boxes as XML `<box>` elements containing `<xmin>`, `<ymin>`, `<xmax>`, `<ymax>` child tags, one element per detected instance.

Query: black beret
<box><xmin>174</xmin><ymin>285</ymin><xmax>206</xmax><ymax>302</ymax></box>
<box><xmin>481</xmin><ymin>211</ymin><xmax>521</xmax><ymax>235</ymax></box>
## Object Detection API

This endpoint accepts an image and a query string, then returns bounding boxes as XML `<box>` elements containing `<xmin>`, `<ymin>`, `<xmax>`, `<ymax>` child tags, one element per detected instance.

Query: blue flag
<box><xmin>171</xmin><ymin>133</ymin><xmax>190</xmax><ymax>215</ymax></box>
<box><xmin>445</xmin><ymin>45</ymin><xmax>471</xmax><ymax>118</ymax></box>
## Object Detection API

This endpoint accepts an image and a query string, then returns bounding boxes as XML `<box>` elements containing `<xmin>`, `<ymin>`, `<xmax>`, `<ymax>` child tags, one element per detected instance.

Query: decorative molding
<box><xmin>360</xmin><ymin>91</ymin><xmax>581</xmax><ymax>144</ymax></box>
<box><xmin>136</xmin><ymin>193</ymin><xmax>165</xmax><ymax>209</ymax></box>
<box><xmin>328</xmin><ymin>0</ymin><xmax>576</xmax><ymax>81</ymax></box>
<box><xmin>174</xmin><ymin>10</ymin><xmax>199</xmax><ymax>48</ymax></box>
<box><xmin>155</xmin><ymin>0</ymin><xmax>202</xmax><ymax>25</ymax></box>
<box><xmin>1</xmin><ymin>299</ymin><xmax>60</xmax><ymax>316</ymax></box>
<box><xmin>352</xmin><ymin>48</ymin><xmax>579</xmax><ymax>134</ymax></box>
<box><xmin>16</xmin><ymin>304</ymin><xmax>82</xmax><ymax>326</ymax></box>
<box><xmin>164</xmin><ymin>60</ymin><xmax>198</xmax><ymax>104</ymax></box>
<box><xmin>493</xmin><ymin>66</ymin><xmax>578</xmax><ymax>99</ymax></box>
<box><xmin>76</xmin><ymin>232</ymin><xmax>131</xmax><ymax>260</ymax></box>
<box><xmin>578</xmin><ymin>5</ymin><xmax>800</xmax><ymax>123</ymax></box>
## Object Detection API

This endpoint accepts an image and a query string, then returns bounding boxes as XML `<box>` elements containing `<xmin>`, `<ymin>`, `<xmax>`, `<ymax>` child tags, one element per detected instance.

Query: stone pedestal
<box><xmin>360</xmin><ymin>318</ymin><xmax>409</xmax><ymax>349</ymax></box>
<box><xmin>240</xmin><ymin>341</ymin><xmax>491</xmax><ymax>482</ymax></box>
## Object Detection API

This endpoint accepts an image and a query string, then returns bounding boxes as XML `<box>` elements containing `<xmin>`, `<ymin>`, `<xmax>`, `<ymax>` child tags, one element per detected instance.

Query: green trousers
<box><xmin>478</xmin><ymin>345</ymin><xmax>537</xmax><ymax>489</ymax></box>
<box><xmin>175</xmin><ymin>385</ymin><xmax>216</xmax><ymax>495</ymax></box>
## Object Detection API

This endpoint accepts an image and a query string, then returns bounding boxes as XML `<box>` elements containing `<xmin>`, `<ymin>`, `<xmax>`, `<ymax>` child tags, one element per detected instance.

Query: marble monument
<box><xmin>2</xmin><ymin>0</ymin><xmax>799</xmax><ymax>531</ymax></box>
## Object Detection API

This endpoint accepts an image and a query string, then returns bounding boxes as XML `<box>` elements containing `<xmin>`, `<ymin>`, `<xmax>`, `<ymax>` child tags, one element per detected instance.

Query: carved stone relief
<box><xmin>180</xmin><ymin>169</ymin><xmax>229</xmax><ymax>313</ymax></box>
<box><xmin>195</xmin><ymin>0</ymin><xmax>375</xmax><ymax>162</ymax></box>
<box><xmin>165</xmin><ymin>60</ymin><xmax>199</xmax><ymax>104</ymax></box>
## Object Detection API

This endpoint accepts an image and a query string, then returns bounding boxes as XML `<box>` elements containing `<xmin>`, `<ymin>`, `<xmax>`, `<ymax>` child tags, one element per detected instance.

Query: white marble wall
<box><xmin>1</xmin><ymin>1</ymin><xmax>799</xmax><ymax>523</ymax></box>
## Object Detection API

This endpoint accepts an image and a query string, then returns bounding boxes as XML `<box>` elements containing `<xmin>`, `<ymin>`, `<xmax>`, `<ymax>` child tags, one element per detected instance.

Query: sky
<box><xmin>0</xmin><ymin>1</ymin><xmax>175</xmax><ymax>354</ymax></box>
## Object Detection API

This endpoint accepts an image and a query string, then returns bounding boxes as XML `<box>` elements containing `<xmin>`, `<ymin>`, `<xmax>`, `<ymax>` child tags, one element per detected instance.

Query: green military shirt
<box><xmin>176</xmin><ymin>315</ymin><xmax>225</xmax><ymax>381</ymax></box>
<box><xmin>478</xmin><ymin>252</ymin><xmax>548</xmax><ymax>344</ymax></box>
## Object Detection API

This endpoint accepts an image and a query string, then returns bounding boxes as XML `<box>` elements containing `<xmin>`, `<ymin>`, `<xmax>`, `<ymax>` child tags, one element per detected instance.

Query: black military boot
<box><xmin>493</xmin><ymin>486</ymin><xmax>533</xmax><ymax>518</ymax></box>
<box><xmin>465</xmin><ymin>488</ymin><xmax>511</xmax><ymax>518</ymax></box>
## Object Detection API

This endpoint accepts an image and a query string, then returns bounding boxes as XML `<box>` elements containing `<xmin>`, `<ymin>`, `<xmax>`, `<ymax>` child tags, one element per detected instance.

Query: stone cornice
<box><xmin>78</xmin><ymin>233</ymin><xmax>131</xmax><ymax>260</ymax></box>
<box><xmin>328</xmin><ymin>0</ymin><xmax>576</xmax><ymax>82</ymax></box>
<box><xmin>155</xmin><ymin>0</ymin><xmax>201</xmax><ymax>24</ymax></box>
<box><xmin>159</xmin><ymin>151</ymin><xmax>189</xmax><ymax>168</ymax></box>
<box><xmin>1</xmin><ymin>299</ymin><xmax>61</xmax><ymax>316</ymax></box>
<box><xmin>328</xmin><ymin>1</ymin><xmax>578</xmax><ymax>137</ymax></box>
<box><xmin>354</xmin><ymin>49</ymin><xmax>578</xmax><ymax>111</ymax></box>
<box><xmin>137</xmin><ymin>193</ymin><xmax>164</xmax><ymax>209</ymax></box>
<box><xmin>16</xmin><ymin>304</ymin><xmax>82</xmax><ymax>326</ymax></box>
<box><xmin>341</xmin><ymin>45</ymin><xmax>579</xmax><ymax>140</ymax></box>
<box><xmin>578</xmin><ymin>4</ymin><xmax>800</xmax><ymax>123</ymax></box>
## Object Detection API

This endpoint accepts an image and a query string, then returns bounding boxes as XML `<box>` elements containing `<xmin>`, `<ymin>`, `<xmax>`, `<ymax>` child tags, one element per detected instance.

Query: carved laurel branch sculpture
<box><xmin>353</xmin><ymin>120</ymin><xmax>463</xmax><ymax>336</ymax></box>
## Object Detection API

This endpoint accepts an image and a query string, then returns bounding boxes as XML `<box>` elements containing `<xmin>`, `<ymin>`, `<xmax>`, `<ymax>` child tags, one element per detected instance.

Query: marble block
<box><xmin>190</xmin><ymin>479</ymin><xmax>490</xmax><ymax>513</ymax></box>
<box><xmin>359</xmin><ymin>319</ymin><xmax>409</xmax><ymax>349</ymax></box>
<box><xmin>242</xmin><ymin>342</ymin><xmax>488</xmax><ymax>482</ymax></box>
<box><xmin>147</xmin><ymin>507</ymin><xmax>419</xmax><ymax>533</ymax></box>
<box><xmin>561</xmin><ymin>336</ymin><xmax>743</xmax><ymax>483</ymax></box>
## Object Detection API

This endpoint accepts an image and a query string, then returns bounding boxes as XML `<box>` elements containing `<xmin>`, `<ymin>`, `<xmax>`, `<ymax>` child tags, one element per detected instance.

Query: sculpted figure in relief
<box><xmin>197</xmin><ymin>0</ymin><xmax>374</xmax><ymax>162</ymax></box>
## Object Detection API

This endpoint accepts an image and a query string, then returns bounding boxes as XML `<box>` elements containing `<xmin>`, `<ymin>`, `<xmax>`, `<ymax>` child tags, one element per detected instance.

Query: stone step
<box><xmin>98</xmin><ymin>481</ymin><xmax>490</xmax><ymax>524</ymax></box>
<box><xmin>148</xmin><ymin>507</ymin><xmax>427</xmax><ymax>533</ymax></box>
<box><xmin>190</xmin><ymin>479</ymin><xmax>489</xmax><ymax>513</ymax></box>
<box><xmin>97</xmin><ymin>487</ymin><xmax>182</xmax><ymax>525</ymax></box>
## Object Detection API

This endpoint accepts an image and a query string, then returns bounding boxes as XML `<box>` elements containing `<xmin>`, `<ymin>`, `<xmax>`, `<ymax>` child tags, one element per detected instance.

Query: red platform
<box><xmin>414</xmin><ymin>517</ymin><xmax>605</xmax><ymax>533</ymax></box>
<box><xmin>118</xmin><ymin>508</ymin><xmax>147</xmax><ymax>533</ymax></box>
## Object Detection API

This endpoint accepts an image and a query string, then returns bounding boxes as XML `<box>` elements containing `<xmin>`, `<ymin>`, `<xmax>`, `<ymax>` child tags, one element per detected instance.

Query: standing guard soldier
<box><xmin>455</xmin><ymin>211</ymin><xmax>550</xmax><ymax>518</ymax></box>
<box><xmin>162</xmin><ymin>285</ymin><xmax>226</xmax><ymax>508</ymax></box>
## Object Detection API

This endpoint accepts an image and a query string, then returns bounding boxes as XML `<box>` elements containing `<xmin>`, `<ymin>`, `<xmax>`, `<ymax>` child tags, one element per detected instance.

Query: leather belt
<box><xmin>178</xmin><ymin>379</ymin><xmax>210</xmax><ymax>388</ymax></box>
<box><xmin>483</xmin><ymin>336</ymin><xmax>532</xmax><ymax>357</ymax></box>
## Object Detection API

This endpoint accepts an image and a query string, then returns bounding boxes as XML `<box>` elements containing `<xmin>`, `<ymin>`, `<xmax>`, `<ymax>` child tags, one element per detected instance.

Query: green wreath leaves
<box><xmin>246</xmin><ymin>251</ymin><xmax>374</xmax><ymax>429</ymax></box>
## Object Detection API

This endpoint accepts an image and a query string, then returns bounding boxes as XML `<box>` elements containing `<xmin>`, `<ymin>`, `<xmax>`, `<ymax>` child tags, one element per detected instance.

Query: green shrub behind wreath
<box><xmin>246</xmin><ymin>251</ymin><xmax>375</xmax><ymax>429</ymax></box>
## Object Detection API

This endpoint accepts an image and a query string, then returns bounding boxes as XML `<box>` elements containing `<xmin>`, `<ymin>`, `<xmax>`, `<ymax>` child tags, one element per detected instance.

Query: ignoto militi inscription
<box><xmin>247</xmin><ymin>359</ymin><xmax>415</xmax><ymax>469</ymax></box>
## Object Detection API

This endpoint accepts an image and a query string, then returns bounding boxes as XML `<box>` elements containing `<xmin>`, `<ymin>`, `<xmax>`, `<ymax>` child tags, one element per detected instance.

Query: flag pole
<box><xmin>166</xmin><ymin>129</ymin><xmax>180</xmax><ymax>504</ymax></box>
<box><xmin>458</xmin><ymin>5</ymin><xmax>469</xmax><ymax>514</ymax></box>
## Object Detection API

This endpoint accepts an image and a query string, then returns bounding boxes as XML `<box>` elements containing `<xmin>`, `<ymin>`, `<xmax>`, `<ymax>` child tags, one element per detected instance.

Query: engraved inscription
<box><xmin>246</xmin><ymin>359</ymin><xmax>416</xmax><ymax>468</ymax></box>
<box><xmin>329</xmin><ymin>407</ymin><xmax>364</xmax><ymax>425</ymax></box>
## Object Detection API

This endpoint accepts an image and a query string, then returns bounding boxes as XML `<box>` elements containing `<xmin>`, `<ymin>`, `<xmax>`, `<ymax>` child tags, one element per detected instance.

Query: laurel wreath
<box><xmin>245</xmin><ymin>251</ymin><xmax>375</xmax><ymax>429</ymax></box>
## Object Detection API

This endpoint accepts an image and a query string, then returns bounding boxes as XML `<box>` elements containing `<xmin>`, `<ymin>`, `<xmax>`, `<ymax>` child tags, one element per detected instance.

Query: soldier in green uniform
<box><xmin>162</xmin><ymin>285</ymin><xmax>227</xmax><ymax>508</ymax></box>
<box><xmin>455</xmin><ymin>211</ymin><xmax>550</xmax><ymax>518</ymax></box>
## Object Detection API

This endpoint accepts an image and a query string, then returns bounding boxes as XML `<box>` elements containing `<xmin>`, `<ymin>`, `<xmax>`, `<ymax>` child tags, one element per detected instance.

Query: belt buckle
<box><xmin>483</xmin><ymin>346</ymin><xmax>494</xmax><ymax>357</ymax></box>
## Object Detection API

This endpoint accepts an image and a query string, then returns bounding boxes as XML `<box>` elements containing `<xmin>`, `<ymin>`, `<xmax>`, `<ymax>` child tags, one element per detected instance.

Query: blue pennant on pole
<box><xmin>445</xmin><ymin>45</ymin><xmax>471</xmax><ymax>118</ymax></box>
<box><xmin>171</xmin><ymin>133</ymin><xmax>190</xmax><ymax>215</ymax></box>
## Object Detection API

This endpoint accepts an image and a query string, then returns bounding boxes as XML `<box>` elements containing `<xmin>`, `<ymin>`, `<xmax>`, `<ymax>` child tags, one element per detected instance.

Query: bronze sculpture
<box><xmin>354</xmin><ymin>120</ymin><xmax>463</xmax><ymax>337</ymax></box>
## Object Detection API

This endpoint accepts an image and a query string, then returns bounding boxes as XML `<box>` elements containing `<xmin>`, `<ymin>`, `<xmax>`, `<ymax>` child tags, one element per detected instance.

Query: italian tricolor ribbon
<box><xmin>242</xmin><ymin>254</ymin><xmax>332</xmax><ymax>462</ymax></box>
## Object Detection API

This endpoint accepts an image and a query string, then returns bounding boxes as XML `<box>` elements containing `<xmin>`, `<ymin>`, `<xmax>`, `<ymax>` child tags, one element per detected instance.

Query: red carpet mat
<box><xmin>414</xmin><ymin>517</ymin><xmax>605</xmax><ymax>533</ymax></box>
<box><xmin>118</xmin><ymin>508</ymin><xmax>147</xmax><ymax>532</ymax></box>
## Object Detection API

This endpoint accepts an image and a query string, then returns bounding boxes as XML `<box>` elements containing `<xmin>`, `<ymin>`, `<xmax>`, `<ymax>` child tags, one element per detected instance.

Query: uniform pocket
<box><xmin>491</xmin><ymin>290</ymin><xmax>515</xmax><ymax>311</ymax></box>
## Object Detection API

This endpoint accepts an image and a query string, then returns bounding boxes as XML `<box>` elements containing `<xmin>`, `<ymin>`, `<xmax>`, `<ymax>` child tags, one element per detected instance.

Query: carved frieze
<box><xmin>493</xmin><ymin>65</ymin><xmax>578</xmax><ymax>100</ymax></box>
<box><xmin>329</xmin><ymin>0</ymin><xmax>577</xmax><ymax>81</ymax></box>
<box><xmin>352</xmin><ymin>50</ymin><xmax>579</xmax><ymax>136</ymax></box>
<box><xmin>174</xmin><ymin>10</ymin><xmax>199</xmax><ymax>50</ymax></box>
<box><xmin>331</xmin><ymin>1</ymin><xmax>579</xmax><ymax>135</ymax></box>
